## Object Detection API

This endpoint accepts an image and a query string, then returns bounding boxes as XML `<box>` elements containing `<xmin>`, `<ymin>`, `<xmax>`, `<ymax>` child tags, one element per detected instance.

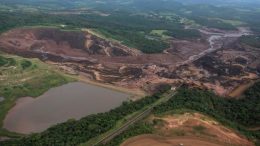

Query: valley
<box><xmin>0</xmin><ymin>0</ymin><xmax>259</xmax><ymax>146</ymax></box>
<box><xmin>0</xmin><ymin>26</ymin><xmax>257</xmax><ymax>96</ymax></box>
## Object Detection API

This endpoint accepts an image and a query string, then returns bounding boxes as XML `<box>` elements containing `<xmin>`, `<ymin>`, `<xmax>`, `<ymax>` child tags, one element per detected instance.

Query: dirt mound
<box><xmin>122</xmin><ymin>113</ymin><xmax>254</xmax><ymax>146</ymax></box>
<box><xmin>0</xmin><ymin>28</ymin><xmax>139</xmax><ymax>61</ymax></box>
<box><xmin>122</xmin><ymin>135</ymin><xmax>223</xmax><ymax>146</ymax></box>
<box><xmin>150</xmin><ymin>113</ymin><xmax>254</xmax><ymax>146</ymax></box>
<box><xmin>35</xmin><ymin>29</ymin><xmax>86</xmax><ymax>50</ymax></box>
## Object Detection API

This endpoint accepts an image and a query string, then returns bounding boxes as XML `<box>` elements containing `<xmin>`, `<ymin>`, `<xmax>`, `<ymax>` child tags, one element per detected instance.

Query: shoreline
<box><xmin>77</xmin><ymin>75</ymin><xmax>146</xmax><ymax>100</ymax></box>
<box><xmin>46</xmin><ymin>61</ymin><xmax>147</xmax><ymax>100</ymax></box>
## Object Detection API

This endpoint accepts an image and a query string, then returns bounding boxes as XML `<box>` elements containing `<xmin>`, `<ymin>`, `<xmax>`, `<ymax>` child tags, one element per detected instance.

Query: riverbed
<box><xmin>177</xmin><ymin>27</ymin><xmax>251</xmax><ymax>67</ymax></box>
<box><xmin>3</xmin><ymin>82</ymin><xmax>130</xmax><ymax>134</ymax></box>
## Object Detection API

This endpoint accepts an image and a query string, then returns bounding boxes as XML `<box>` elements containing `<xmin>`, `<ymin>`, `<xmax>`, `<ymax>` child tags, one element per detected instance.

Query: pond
<box><xmin>3</xmin><ymin>82</ymin><xmax>130</xmax><ymax>134</ymax></box>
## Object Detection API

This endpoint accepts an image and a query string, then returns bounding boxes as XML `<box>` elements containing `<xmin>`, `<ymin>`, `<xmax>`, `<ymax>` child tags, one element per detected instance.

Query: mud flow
<box><xmin>0</xmin><ymin>27</ymin><xmax>258</xmax><ymax>95</ymax></box>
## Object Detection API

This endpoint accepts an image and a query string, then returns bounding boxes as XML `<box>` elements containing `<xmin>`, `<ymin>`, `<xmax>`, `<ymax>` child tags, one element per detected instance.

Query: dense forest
<box><xmin>154</xmin><ymin>85</ymin><xmax>260</xmax><ymax>142</ymax></box>
<box><xmin>0</xmin><ymin>11</ymin><xmax>180</xmax><ymax>53</ymax></box>
<box><xmin>1</xmin><ymin>0</ymin><xmax>260</xmax><ymax>53</ymax></box>
<box><xmin>155</xmin><ymin>86</ymin><xmax>260</xmax><ymax>128</ymax></box>
<box><xmin>102</xmin><ymin>83</ymin><xmax>260</xmax><ymax>146</ymax></box>
<box><xmin>164</xmin><ymin>28</ymin><xmax>201</xmax><ymax>39</ymax></box>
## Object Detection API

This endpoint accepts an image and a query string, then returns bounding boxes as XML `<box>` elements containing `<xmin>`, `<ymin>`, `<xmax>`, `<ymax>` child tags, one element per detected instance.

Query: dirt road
<box><xmin>121</xmin><ymin>135</ymin><xmax>225</xmax><ymax>146</ymax></box>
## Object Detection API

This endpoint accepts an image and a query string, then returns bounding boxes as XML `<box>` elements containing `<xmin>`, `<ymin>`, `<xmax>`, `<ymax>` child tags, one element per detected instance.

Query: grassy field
<box><xmin>220</xmin><ymin>19</ymin><xmax>246</xmax><ymax>26</ymax></box>
<box><xmin>207</xmin><ymin>18</ymin><xmax>246</xmax><ymax>27</ymax></box>
<box><xmin>150</xmin><ymin>30</ymin><xmax>171</xmax><ymax>40</ymax></box>
<box><xmin>0</xmin><ymin>53</ymin><xmax>74</xmax><ymax>137</ymax></box>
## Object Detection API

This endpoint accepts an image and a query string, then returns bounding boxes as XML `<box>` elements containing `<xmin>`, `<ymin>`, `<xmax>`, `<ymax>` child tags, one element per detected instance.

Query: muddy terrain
<box><xmin>159</xmin><ymin>32</ymin><xmax>260</xmax><ymax>95</ymax></box>
<box><xmin>0</xmin><ymin>27</ymin><xmax>258</xmax><ymax>95</ymax></box>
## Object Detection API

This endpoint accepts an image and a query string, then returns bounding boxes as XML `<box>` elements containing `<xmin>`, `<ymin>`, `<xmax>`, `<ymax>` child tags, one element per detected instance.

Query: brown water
<box><xmin>3</xmin><ymin>82</ymin><xmax>130</xmax><ymax>134</ymax></box>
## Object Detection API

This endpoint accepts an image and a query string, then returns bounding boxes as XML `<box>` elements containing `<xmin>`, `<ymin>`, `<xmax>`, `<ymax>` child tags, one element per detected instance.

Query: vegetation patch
<box><xmin>154</xmin><ymin>85</ymin><xmax>260</xmax><ymax>144</ymax></box>
<box><xmin>239</xmin><ymin>35</ymin><xmax>260</xmax><ymax>48</ymax></box>
<box><xmin>95</xmin><ymin>29</ymin><xmax>170</xmax><ymax>53</ymax></box>
<box><xmin>20</xmin><ymin>60</ymin><xmax>32</xmax><ymax>69</ymax></box>
<box><xmin>0</xmin><ymin>90</ymin><xmax>167</xmax><ymax>146</ymax></box>
<box><xmin>150</xmin><ymin>30</ymin><xmax>171</xmax><ymax>40</ymax></box>
<box><xmin>164</xmin><ymin>29</ymin><xmax>201</xmax><ymax>39</ymax></box>
<box><xmin>0</xmin><ymin>56</ymin><xmax>16</xmax><ymax>67</ymax></box>
<box><xmin>102</xmin><ymin>122</ymin><xmax>154</xmax><ymax>146</ymax></box>
<box><xmin>104</xmin><ymin>83</ymin><xmax>260</xmax><ymax>146</ymax></box>
<box><xmin>0</xmin><ymin>54</ymin><xmax>74</xmax><ymax>137</ymax></box>
<box><xmin>190</xmin><ymin>17</ymin><xmax>237</xmax><ymax>30</ymax></box>
<box><xmin>219</xmin><ymin>19</ymin><xmax>245</xmax><ymax>26</ymax></box>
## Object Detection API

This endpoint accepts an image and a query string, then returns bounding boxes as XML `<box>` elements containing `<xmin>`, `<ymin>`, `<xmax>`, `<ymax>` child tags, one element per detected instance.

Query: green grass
<box><xmin>164</xmin><ymin>28</ymin><xmax>201</xmax><ymax>39</ymax></box>
<box><xmin>0</xmin><ymin>56</ymin><xmax>16</xmax><ymax>67</ymax></box>
<box><xmin>21</xmin><ymin>24</ymin><xmax>82</xmax><ymax>32</ymax></box>
<box><xmin>0</xmin><ymin>128</ymin><xmax>23</xmax><ymax>138</ymax></box>
<box><xmin>207</xmin><ymin>18</ymin><xmax>245</xmax><ymax>27</ymax></box>
<box><xmin>0</xmin><ymin>53</ymin><xmax>75</xmax><ymax>137</ymax></box>
<box><xmin>150</xmin><ymin>30</ymin><xmax>171</xmax><ymax>40</ymax></box>
<box><xmin>220</xmin><ymin>19</ymin><xmax>246</xmax><ymax>26</ymax></box>
<box><xmin>180</xmin><ymin>18</ymin><xmax>201</xmax><ymax>28</ymax></box>
<box><xmin>83</xmin><ymin>28</ymin><xmax>120</xmax><ymax>43</ymax></box>
<box><xmin>90</xmin><ymin>28</ymin><xmax>170</xmax><ymax>53</ymax></box>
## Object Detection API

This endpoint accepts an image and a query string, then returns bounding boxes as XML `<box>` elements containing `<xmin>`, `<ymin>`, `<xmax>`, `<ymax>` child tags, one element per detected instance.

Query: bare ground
<box><xmin>0</xmin><ymin>27</ymin><xmax>259</xmax><ymax>95</ymax></box>
<box><xmin>154</xmin><ymin>113</ymin><xmax>253</xmax><ymax>146</ymax></box>
<box><xmin>121</xmin><ymin>135</ymin><xmax>224</xmax><ymax>146</ymax></box>
<box><xmin>122</xmin><ymin>113</ymin><xmax>254</xmax><ymax>146</ymax></box>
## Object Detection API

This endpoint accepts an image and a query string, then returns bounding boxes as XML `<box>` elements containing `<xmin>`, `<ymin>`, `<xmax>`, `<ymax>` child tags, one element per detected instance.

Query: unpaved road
<box><xmin>121</xmin><ymin>135</ymin><xmax>224</xmax><ymax>146</ymax></box>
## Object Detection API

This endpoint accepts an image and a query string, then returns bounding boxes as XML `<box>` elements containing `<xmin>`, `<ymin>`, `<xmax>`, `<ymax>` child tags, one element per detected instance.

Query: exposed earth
<box><xmin>0</xmin><ymin>27</ymin><xmax>258</xmax><ymax>96</ymax></box>
<box><xmin>122</xmin><ymin>113</ymin><xmax>254</xmax><ymax>146</ymax></box>
<box><xmin>122</xmin><ymin>135</ymin><xmax>223</xmax><ymax>146</ymax></box>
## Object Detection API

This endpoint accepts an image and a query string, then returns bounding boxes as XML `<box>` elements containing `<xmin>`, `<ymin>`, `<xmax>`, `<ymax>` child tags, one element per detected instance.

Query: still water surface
<box><xmin>3</xmin><ymin>82</ymin><xmax>129</xmax><ymax>134</ymax></box>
